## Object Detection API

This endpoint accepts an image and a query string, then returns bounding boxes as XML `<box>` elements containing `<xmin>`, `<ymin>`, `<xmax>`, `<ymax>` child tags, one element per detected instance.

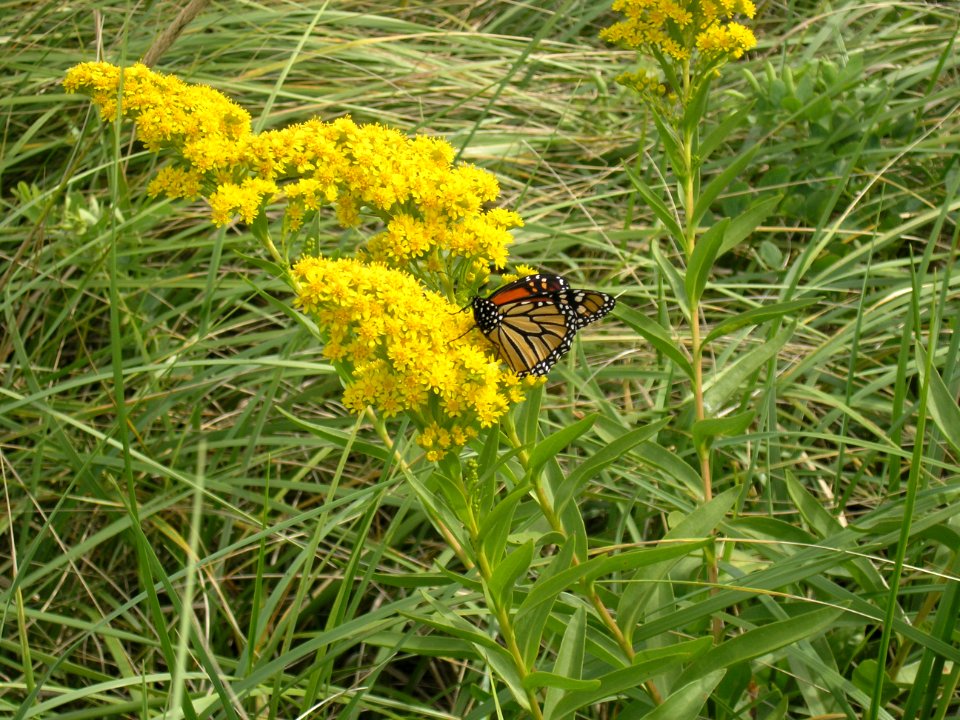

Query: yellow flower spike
<box><xmin>293</xmin><ymin>256</ymin><xmax>527</xmax><ymax>445</ymax></box>
<box><xmin>65</xmin><ymin>63</ymin><xmax>521</xmax><ymax>268</ymax></box>
<box><xmin>66</xmin><ymin>62</ymin><xmax>533</xmax><ymax>461</ymax></box>
<box><xmin>601</xmin><ymin>0</ymin><xmax>756</xmax><ymax>66</ymax></box>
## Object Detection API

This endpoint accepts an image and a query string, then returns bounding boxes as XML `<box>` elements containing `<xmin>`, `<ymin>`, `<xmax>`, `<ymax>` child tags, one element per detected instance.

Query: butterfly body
<box><xmin>471</xmin><ymin>273</ymin><xmax>615</xmax><ymax>377</ymax></box>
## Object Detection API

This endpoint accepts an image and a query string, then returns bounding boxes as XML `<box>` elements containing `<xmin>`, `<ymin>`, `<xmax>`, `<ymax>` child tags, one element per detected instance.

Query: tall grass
<box><xmin>2</xmin><ymin>1</ymin><xmax>958</xmax><ymax>718</ymax></box>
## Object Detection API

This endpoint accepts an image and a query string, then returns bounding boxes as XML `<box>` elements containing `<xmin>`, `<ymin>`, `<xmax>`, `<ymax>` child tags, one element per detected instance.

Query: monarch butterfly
<box><xmin>471</xmin><ymin>273</ymin><xmax>616</xmax><ymax>377</ymax></box>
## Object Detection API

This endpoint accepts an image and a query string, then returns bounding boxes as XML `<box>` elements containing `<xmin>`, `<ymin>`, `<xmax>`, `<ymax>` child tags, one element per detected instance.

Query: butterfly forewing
<box><xmin>485</xmin><ymin>273</ymin><xmax>569</xmax><ymax>307</ymax></box>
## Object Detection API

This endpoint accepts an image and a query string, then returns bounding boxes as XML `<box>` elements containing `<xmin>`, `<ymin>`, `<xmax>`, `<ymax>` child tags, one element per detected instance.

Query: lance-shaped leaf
<box><xmin>685</xmin><ymin>219</ymin><xmax>728</xmax><ymax>305</ymax></box>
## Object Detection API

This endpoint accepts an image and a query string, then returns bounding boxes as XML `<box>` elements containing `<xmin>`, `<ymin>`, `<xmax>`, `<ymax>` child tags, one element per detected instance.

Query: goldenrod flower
<box><xmin>293</xmin><ymin>257</ymin><xmax>530</xmax><ymax>445</ymax></box>
<box><xmin>695</xmin><ymin>21</ymin><xmax>756</xmax><ymax>58</ymax></box>
<box><xmin>64</xmin><ymin>62</ymin><xmax>519</xmax><ymax>280</ymax></box>
<box><xmin>601</xmin><ymin>0</ymin><xmax>756</xmax><ymax>63</ymax></box>
<box><xmin>64</xmin><ymin>62</ymin><xmax>251</xmax><ymax>170</ymax></box>
<box><xmin>418</xmin><ymin>422</ymin><xmax>479</xmax><ymax>462</ymax></box>
<box><xmin>66</xmin><ymin>62</ymin><xmax>534</xmax><ymax>458</ymax></box>
<box><xmin>147</xmin><ymin>166</ymin><xmax>204</xmax><ymax>200</ymax></box>
<box><xmin>209</xmin><ymin>178</ymin><xmax>279</xmax><ymax>225</ymax></box>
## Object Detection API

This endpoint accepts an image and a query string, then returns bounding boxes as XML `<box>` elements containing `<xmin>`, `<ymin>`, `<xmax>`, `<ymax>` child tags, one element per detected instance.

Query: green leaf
<box><xmin>543</xmin><ymin>606</ymin><xmax>588</xmax><ymax>717</ymax></box>
<box><xmin>409</xmin><ymin>595</ymin><xmax>503</xmax><ymax>652</ymax></box>
<box><xmin>624</xmin><ymin>165</ymin><xmax>685</xmax><ymax>247</ymax></box>
<box><xmin>692</xmin><ymin>409</ymin><xmax>755</xmax><ymax>452</ymax></box>
<box><xmin>641</xmin><ymin>671</ymin><xmax>725</xmax><ymax>720</ymax></box>
<box><xmin>477</xmin><ymin>424</ymin><xmax>503</xmax><ymax>484</ymax></box>
<box><xmin>276</xmin><ymin>407</ymin><xmax>386</xmax><ymax>460</ymax></box>
<box><xmin>518</xmin><ymin>541</ymin><xmax>709</xmax><ymax>620</ymax></box>
<box><xmin>525</xmin><ymin>671</ymin><xmax>599</xmax><ymax>693</ymax></box>
<box><xmin>635</xmin><ymin>440</ymin><xmax>703</xmax><ymax>497</ymax></box>
<box><xmin>703</xmin><ymin>324</ymin><xmax>794</xmax><ymax>414</ymax></box>
<box><xmin>432</xmin><ymin>466</ymin><xmax>470</xmax><ymax>524</ymax></box>
<box><xmin>854</xmin><ymin>660</ymin><xmax>899</xmax><ymax>706</ymax></box>
<box><xmin>785</xmin><ymin>471</ymin><xmax>843</xmax><ymax>539</ymax></box>
<box><xmin>677</xmin><ymin>606</ymin><xmax>844</xmax><ymax>684</ymax></box>
<box><xmin>412</xmin><ymin>594</ymin><xmax>530</xmax><ymax>710</ymax></box>
<box><xmin>233</xmin><ymin>250</ymin><xmax>287</xmax><ymax>282</ymax></box>
<box><xmin>652</xmin><ymin>111</ymin><xmax>688</xmax><ymax>188</ymax></box>
<box><xmin>916</xmin><ymin>346</ymin><xmax>960</xmax><ymax>455</ymax></box>
<box><xmin>479</xmin><ymin>644</ymin><xmax>532</xmax><ymax>711</ymax></box>
<box><xmin>551</xmin><ymin>656</ymin><xmax>686</xmax><ymax>718</ymax></box>
<box><xmin>652</xmin><ymin>241</ymin><xmax>691</xmax><ymax>321</ymax></box>
<box><xmin>518</xmin><ymin>381</ymin><xmax>544</xmax><ymax>446</ymax></box>
<box><xmin>528</xmin><ymin>414</ymin><xmax>598</xmax><ymax>480</ymax></box>
<box><xmin>596</xmin><ymin>542</ymin><xmax>712</xmax><ymax>577</ymax></box>
<box><xmin>681</xmin><ymin>74</ymin><xmax>715</xmax><ymax>144</ymax></box>
<box><xmin>704</xmin><ymin>298</ymin><xmax>818</xmax><ymax>346</ymax></box>
<box><xmin>555</xmin><ymin>424</ymin><xmax>663</xmax><ymax>513</ymax></box>
<box><xmin>617</xmin><ymin>302</ymin><xmax>693</xmax><ymax>380</ymax></box>
<box><xmin>488</xmin><ymin>539</ymin><xmax>534</xmax><ymax>611</ymax></box>
<box><xmin>515</xmin><ymin>540</ymin><xmax>576</xmax><ymax>666</ymax></box>
<box><xmin>700</xmin><ymin>104</ymin><xmax>753</xmax><ymax>162</ymax></box>
<box><xmin>364</xmin><ymin>631</ymin><xmax>477</xmax><ymax>659</ymax></box>
<box><xmin>693</xmin><ymin>143</ymin><xmax>760</xmax><ymax>227</ymax></box>
<box><xmin>619</xmin><ymin>488</ymin><xmax>740</xmax><ymax>640</ymax></box>
<box><xmin>758</xmin><ymin>239</ymin><xmax>784</xmax><ymax>268</ymax></box>
<box><xmin>478</xmin><ymin>485</ymin><xmax>527</xmax><ymax>565</ymax></box>
<box><xmin>400</xmin><ymin>469</ymin><xmax>470</xmax><ymax>553</ymax></box>
<box><xmin>633</xmin><ymin>637</ymin><xmax>714</xmax><ymax>665</ymax></box>
<box><xmin>719</xmin><ymin>194</ymin><xmax>782</xmax><ymax>257</ymax></box>
<box><xmin>685</xmin><ymin>219</ymin><xmax>728</xmax><ymax>305</ymax></box>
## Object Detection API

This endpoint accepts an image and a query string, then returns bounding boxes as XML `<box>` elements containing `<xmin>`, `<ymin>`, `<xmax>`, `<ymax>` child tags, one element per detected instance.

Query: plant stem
<box><xmin>369</xmin><ymin>412</ymin><xmax>471</xmax><ymax>567</ymax></box>
<box><xmin>459</xmin><ymin>473</ymin><xmax>543</xmax><ymax>718</ymax></box>
<box><xmin>503</xmin><ymin>417</ymin><xmax>665</xmax><ymax>703</ymax></box>
<box><xmin>259</xmin><ymin>228</ymin><xmax>301</xmax><ymax>293</ymax></box>
<box><xmin>678</xmin><ymin>67</ymin><xmax>720</xmax><ymax>639</ymax></box>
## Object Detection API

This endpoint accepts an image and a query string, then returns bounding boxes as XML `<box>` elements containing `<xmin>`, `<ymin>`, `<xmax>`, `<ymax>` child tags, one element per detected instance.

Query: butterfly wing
<box><xmin>471</xmin><ymin>273</ymin><xmax>615</xmax><ymax>377</ymax></box>
<box><xmin>481</xmin><ymin>273</ymin><xmax>569</xmax><ymax>307</ymax></box>
<box><xmin>558</xmin><ymin>289</ymin><xmax>617</xmax><ymax>328</ymax></box>
<box><xmin>486</xmin><ymin>298</ymin><xmax>577</xmax><ymax>376</ymax></box>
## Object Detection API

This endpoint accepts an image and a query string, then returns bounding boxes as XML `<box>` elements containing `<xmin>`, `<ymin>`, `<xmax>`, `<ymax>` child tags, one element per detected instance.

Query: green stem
<box><xmin>474</xmin><ymin>549</ymin><xmax>545</xmax><ymax>720</ymax></box>
<box><xmin>503</xmin><ymin>417</ymin><xmax>653</xmax><ymax>682</ymax></box>
<box><xmin>369</xmin><ymin>412</ymin><xmax>471</xmax><ymax>566</ymax></box>
<box><xmin>458</xmin><ymin>472</ymin><xmax>543</xmax><ymax>719</ymax></box>
<box><xmin>677</xmin><ymin>65</ymin><xmax>720</xmax><ymax>639</ymax></box>
<box><xmin>379</xmin><ymin>413</ymin><xmax>542</xmax><ymax>717</ymax></box>
<box><xmin>258</xmin><ymin>227</ymin><xmax>301</xmax><ymax>293</ymax></box>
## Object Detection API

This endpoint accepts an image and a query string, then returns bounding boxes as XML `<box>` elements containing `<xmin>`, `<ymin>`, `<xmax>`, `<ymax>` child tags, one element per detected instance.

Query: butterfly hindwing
<box><xmin>557</xmin><ymin>289</ymin><xmax>617</xmax><ymax>329</ymax></box>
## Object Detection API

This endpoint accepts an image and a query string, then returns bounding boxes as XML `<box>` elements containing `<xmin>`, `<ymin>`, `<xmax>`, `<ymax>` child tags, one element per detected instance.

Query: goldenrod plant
<box><xmin>602</xmin><ymin>0</ymin><xmax>760</xmax><ymax>632</ymax></box>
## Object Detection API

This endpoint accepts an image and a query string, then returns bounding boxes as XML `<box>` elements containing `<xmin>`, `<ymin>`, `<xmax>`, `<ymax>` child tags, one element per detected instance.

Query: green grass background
<box><xmin>2</xmin><ymin>1</ymin><xmax>959</xmax><ymax>718</ymax></box>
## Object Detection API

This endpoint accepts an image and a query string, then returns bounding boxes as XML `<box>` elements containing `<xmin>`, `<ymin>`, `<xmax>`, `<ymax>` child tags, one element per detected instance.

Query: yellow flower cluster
<box><xmin>66</xmin><ymin>62</ymin><xmax>532</xmax><ymax>460</ymax></box>
<box><xmin>417</xmin><ymin>423</ymin><xmax>479</xmax><ymax>463</ymax></box>
<box><xmin>63</xmin><ymin>62</ymin><xmax>520</xmax><ymax>281</ymax></box>
<box><xmin>615</xmin><ymin>69</ymin><xmax>667</xmax><ymax>96</ymax></box>
<box><xmin>293</xmin><ymin>257</ymin><xmax>531</xmax><ymax>455</ymax></box>
<box><xmin>694</xmin><ymin>20</ymin><xmax>757</xmax><ymax>59</ymax></box>
<box><xmin>209</xmin><ymin>178</ymin><xmax>280</xmax><ymax>225</ymax></box>
<box><xmin>601</xmin><ymin>0</ymin><xmax>756</xmax><ymax>62</ymax></box>
<box><xmin>63</xmin><ymin>62</ymin><xmax>251</xmax><ymax>174</ymax></box>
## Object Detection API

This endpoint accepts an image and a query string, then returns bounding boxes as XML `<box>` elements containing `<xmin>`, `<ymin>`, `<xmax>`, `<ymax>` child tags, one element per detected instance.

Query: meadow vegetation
<box><xmin>2</xmin><ymin>1</ymin><xmax>959</xmax><ymax>718</ymax></box>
